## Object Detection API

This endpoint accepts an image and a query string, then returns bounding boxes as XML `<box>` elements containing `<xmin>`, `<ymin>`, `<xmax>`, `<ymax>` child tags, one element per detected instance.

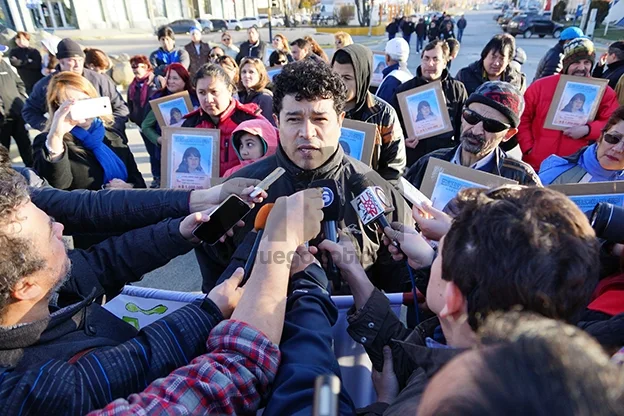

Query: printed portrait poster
<box><xmin>397</xmin><ymin>81</ymin><xmax>453</xmax><ymax>140</ymax></box>
<box><xmin>548</xmin><ymin>182</ymin><xmax>624</xmax><ymax>214</ymax></box>
<box><xmin>339</xmin><ymin>119</ymin><xmax>376</xmax><ymax>165</ymax></box>
<box><xmin>545</xmin><ymin>75</ymin><xmax>608</xmax><ymax>131</ymax></box>
<box><xmin>162</xmin><ymin>127</ymin><xmax>220</xmax><ymax>190</ymax></box>
<box><xmin>149</xmin><ymin>91</ymin><xmax>194</xmax><ymax>129</ymax></box>
<box><xmin>371</xmin><ymin>53</ymin><xmax>387</xmax><ymax>87</ymax></box>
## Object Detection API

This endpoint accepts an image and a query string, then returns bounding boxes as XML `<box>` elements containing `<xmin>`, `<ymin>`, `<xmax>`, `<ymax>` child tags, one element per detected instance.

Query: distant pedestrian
<box><xmin>415</xmin><ymin>18</ymin><xmax>427</xmax><ymax>52</ymax></box>
<box><xmin>428</xmin><ymin>21</ymin><xmax>439</xmax><ymax>42</ymax></box>
<box><xmin>401</xmin><ymin>17</ymin><xmax>415</xmax><ymax>45</ymax></box>
<box><xmin>8</xmin><ymin>31</ymin><xmax>42</xmax><ymax>94</ymax></box>
<box><xmin>149</xmin><ymin>26</ymin><xmax>190</xmax><ymax>88</ymax></box>
<box><xmin>386</xmin><ymin>19</ymin><xmax>399</xmax><ymax>40</ymax></box>
<box><xmin>457</xmin><ymin>14</ymin><xmax>467</xmax><ymax>42</ymax></box>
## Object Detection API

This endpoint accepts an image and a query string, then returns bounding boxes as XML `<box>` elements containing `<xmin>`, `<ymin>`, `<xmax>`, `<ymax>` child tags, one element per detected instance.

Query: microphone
<box><xmin>349</xmin><ymin>173</ymin><xmax>397</xmax><ymax>245</ymax></box>
<box><xmin>310</xmin><ymin>179</ymin><xmax>345</xmax><ymax>290</ymax></box>
<box><xmin>240</xmin><ymin>203</ymin><xmax>274</xmax><ymax>287</ymax></box>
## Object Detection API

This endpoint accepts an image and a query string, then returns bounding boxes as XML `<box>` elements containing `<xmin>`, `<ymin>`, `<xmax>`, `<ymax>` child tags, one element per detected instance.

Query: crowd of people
<box><xmin>0</xmin><ymin>17</ymin><xmax>623</xmax><ymax>415</ymax></box>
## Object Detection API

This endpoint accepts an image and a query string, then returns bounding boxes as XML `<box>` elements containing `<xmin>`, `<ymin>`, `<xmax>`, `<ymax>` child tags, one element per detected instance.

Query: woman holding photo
<box><xmin>141</xmin><ymin>63</ymin><xmax>199</xmax><ymax>187</ymax></box>
<box><xmin>540</xmin><ymin>106</ymin><xmax>624</xmax><ymax>184</ymax></box>
<box><xmin>32</xmin><ymin>72</ymin><xmax>145</xmax><ymax>190</ymax></box>
<box><xmin>237</xmin><ymin>57</ymin><xmax>275</xmax><ymax>125</ymax></box>
<box><xmin>182</xmin><ymin>64</ymin><xmax>262</xmax><ymax>176</ymax></box>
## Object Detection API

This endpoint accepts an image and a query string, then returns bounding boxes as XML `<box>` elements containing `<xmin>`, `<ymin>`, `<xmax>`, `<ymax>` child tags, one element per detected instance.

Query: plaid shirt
<box><xmin>89</xmin><ymin>320</ymin><xmax>280</xmax><ymax>415</ymax></box>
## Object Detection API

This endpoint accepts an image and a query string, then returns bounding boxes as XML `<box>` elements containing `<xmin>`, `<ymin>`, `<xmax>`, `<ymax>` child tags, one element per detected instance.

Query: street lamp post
<box><xmin>368</xmin><ymin>0</ymin><xmax>374</xmax><ymax>36</ymax></box>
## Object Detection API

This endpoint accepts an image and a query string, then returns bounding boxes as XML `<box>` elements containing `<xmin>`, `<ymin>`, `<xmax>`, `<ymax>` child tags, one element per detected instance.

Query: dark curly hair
<box><xmin>0</xmin><ymin>166</ymin><xmax>46</xmax><ymax>315</ymax></box>
<box><xmin>442</xmin><ymin>186</ymin><xmax>599</xmax><ymax>330</ymax></box>
<box><xmin>272</xmin><ymin>59</ymin><xmax>347</xmax><ymax>117</ymax></box>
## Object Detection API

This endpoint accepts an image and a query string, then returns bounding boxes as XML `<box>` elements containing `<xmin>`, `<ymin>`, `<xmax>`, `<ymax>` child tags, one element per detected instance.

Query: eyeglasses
<box><xmin>462</xmin><ymin>108</ymin><xmax>510</xmax><ymax>133</ymax></box>
<box><xmin>222</xmin><ymin>37</ymin><xmax>231</xmax><ymax>41</ymax></box>
<box><xmin>603</xmin><ymin>133</ymin><xmax>624</xmax><ymax>146</ymax></box>
<box><xmin>210</xmin><ymin>54</ymin><xmax>223</xmax><ymax>58</ymax></box>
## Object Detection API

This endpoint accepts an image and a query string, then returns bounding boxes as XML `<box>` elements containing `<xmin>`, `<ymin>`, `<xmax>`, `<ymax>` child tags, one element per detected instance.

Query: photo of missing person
<box><xmin>371</xmin><ymin>54</ymin><xmax>387</xmax><ymax>85</ymax></box>
<box><xmin>561</xmin><ymin>93</ymin><xmax>586</xmax><ymax>114</ymax></box>
<box><xmin>176</xmin><ymin>147</ymin><xmax>205</xmax><ymax>174</ymax></box>
<box><xmin>416</xmin><ymin>100</ymin><xmax>437</xmax><ymax>121</ymax></box>
<box><xmin>157</xmin><ymin>96</ymin><xmax>190</xmax><ymax>126</ymax></box>
<box><xmin>339</xmin><ymin>140</ymin><xmax>351</xmax><ymax>156</ymax></box>
<box><xmin>169</xmin><ymin>107</ymin><xmax>184</xmax><ymax>125</ymax></box>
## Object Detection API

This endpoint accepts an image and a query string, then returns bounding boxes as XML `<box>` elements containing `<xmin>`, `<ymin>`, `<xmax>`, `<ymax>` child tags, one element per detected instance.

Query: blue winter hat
<box><xmin>190</xmin><ymin>26</ymin><xmax>202</xmax><ymax>34</ymax></box>
<box><xmin>560</xmin><ymin>26</ymin><xmax>585</xmax><ymax>41</ymax></box>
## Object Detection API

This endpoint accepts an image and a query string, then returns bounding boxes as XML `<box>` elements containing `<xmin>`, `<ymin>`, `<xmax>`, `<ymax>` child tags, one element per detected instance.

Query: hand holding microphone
<box><xmin>382</xmin><ymin>223</ymin><xmax>435</xmax><ymax>270</ymax></box>
<box><xmin>349</xmin><ymin>173</ymin><xmax>398</xmax><ymax>246</ymax></box>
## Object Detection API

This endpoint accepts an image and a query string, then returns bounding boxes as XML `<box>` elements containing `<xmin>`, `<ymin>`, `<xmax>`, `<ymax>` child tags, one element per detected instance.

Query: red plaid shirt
<box><xmin>89</xmin><ymin>320</ymin><xmax>280</xmax><ymax>415</ymax></box>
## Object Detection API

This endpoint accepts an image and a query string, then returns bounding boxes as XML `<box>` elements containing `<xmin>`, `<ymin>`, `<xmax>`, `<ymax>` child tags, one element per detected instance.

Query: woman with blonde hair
<box><xmin>334</xmin><ymin>32</ymin><xmax>353</xmax><ymax>49</ymax></box>
<box><xmin>304</xmin><ymin>35</ymin><xmax>329</xmax><ymax>63</ymax></box>
<box><xmin>270</xmin><ymin>33</ymin><xmax>293</xmax><ymax>64</ymax></box>
<box><xmin>238</xmin><ymin>57</ymin><xmax>274</xmax><ymax>125</ymax></box>
<box><xmin>32</xmin><ymin>72</ymin><xmax>145</xmax><ymax>190</ymax></box>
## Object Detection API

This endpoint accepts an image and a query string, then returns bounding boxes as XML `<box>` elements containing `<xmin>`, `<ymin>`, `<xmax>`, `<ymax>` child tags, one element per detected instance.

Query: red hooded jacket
<box><xmin>223</xmin><ymin>118</ymin><xmax>279</xmax><ymax>177</ymax></box>
<box><xmin>517</xmin><ymin>74</ymin><xmax>619</xmax><ymax>171</ymax></box>
<box><xmin>182</xmin><ymin>99</ymin><xmax>261</xmax><ymax>176</ymax></box>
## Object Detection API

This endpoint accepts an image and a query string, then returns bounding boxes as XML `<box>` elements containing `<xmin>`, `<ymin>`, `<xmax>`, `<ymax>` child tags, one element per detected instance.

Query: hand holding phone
<box><xmin>70</xmin><ymin>97</ymin><xmax>113</xmax><ymax>121</ymax></box>
<box><xmin>192</xmin><ymin>195</ymin><xmax>252</xmax><ymax>245</ymax></box>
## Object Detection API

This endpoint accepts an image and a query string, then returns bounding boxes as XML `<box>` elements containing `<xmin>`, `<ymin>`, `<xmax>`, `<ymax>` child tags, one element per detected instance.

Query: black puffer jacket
<box><xmin>390</xmin><ymin>67</ymin><xmax>467</xmax><ymax>167</ymax></box>
<box><xmin>533</xmin><ymin>42</ymin><xmax>565</xmax><ymax>81</ymax></box>
<box><xmin>456</xmin><ymin>59</ymin><xmax>526</xmax><ymax>96</ymax></box>
<box><xmin>195</xmin><ymin>144</ymin><xmax>414</xmax><ymax>293</ymax></box>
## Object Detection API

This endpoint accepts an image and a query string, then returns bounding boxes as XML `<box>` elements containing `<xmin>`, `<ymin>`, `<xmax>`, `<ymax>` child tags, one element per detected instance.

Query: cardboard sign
<box><xmin>340</xmin><ymin>119</ymin><xmax>377</xmax><ymax>166</ymax></box>
<box><xmin>544</xmin><ymin>75</ymin><xmax>608</xmax><ymax>131</ymax></box>
<box><xmin>149</xmin><ymin>91</ymin><xmax>194</xmax><ymax>129</ymax></box>
<box><xmin>548</xmin><ymin>181</ymin><xmax>624</xmax><ymax>213</ymax></box>
<box><xmin>397</xmin><ymin>81</ymin><xmax>453</xmax><ymax>140</ymax></box>
<box><xmin>420</xmin><ymin>158</ymin><xmax>517</xmax><ymax>210</ymax></box>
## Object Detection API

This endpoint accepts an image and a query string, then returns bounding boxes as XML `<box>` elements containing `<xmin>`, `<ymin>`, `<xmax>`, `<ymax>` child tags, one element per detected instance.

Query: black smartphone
<box><xmin>192</xmin><ymin>195</ymin><xmax>251</xmax><ymax>245</ymax></box>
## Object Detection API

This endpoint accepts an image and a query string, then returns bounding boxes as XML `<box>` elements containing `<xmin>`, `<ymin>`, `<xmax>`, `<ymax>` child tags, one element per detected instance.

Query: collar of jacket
<box><xmin>383</xmin><ymin>62</ymin><xmax>401</xmax><ymax>77</ymax></box>
<box><xmin>393</xmin><ymin>338</ymin><xmax>464</xmax><ymax>379</ymax></box>
<box><xmin>606</xmin><ymin>59</ymin><xmax>624</xmax><ymax>72</ymax></box>
<box><xmin>443</xmin><ymin>144</ymin><xmax>506</xmax><ymax>175</ymax></box>
<box><xmin>0</xmin><ymin>289</ymin><xmax>97</xmax><ymax>367</ymax></box>
<box><xmin>183</xmin><ymin>98</ymin><xmax>258</xmax><ymax>125</ymax></box>
<box><xmin>416</xmin><ymin>66</ymin><xmax>450</xmax><ymax>83</ymax></box>
<box><xmin>275</xmin><ymin>142</ymin><xmax>345</xmax><ymax>184</ymax></box>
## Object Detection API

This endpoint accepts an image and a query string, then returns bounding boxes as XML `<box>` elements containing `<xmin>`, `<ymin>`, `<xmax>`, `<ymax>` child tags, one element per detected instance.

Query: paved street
<box><xmin>9</xmin><ymin>8</ymin><xmax>578</xmax><ymax>292</ymax></box>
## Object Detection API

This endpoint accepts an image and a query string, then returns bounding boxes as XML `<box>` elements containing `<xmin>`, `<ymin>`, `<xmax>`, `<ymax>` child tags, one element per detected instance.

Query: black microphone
<box><xmin>349</xmin><ymin>173</ymin><xmax>397</xmax><ymax>245</ymax></box>
<box><xmin>310</xmin><ymin>179</ymin><xmax>345</xmax><ymax>290</ymax></box>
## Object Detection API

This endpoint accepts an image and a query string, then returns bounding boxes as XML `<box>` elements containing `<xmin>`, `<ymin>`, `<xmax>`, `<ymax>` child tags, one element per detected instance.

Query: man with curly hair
<box><xmin>195</xmin><ymin>59</ymin><xmax>414</xmax><ymax>294</ymax></box>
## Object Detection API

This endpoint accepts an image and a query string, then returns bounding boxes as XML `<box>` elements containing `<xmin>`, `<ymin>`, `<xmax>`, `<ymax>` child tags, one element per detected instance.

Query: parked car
<box><xmin>165</xmin><ymin>19</ymin><xmax>202</xmax><ymax>34</ymax></box>
<box><xmin>197</xmin><ymin>19</ymin><xmax>214</xmax><ymax>33</ymax></box>
<box><xmin>507</xmin><ymin>14</ymin><xmax>564</xmax><ymax>38</ymax></box>
<box><xmin>209</xmin><ymin>19</ymin><xmax>228</xmax><ymax>32</ymax></box>
<box><xmin>258</xmin><ymin>14</ymin><xmax>284</xmax><ymax>27</ymax></box>
<box><xmin>226</xmin><ymin>19</ymin><xmax>241</xmax><ymax>31</ymax></box>
<box><xmin>239</xmin><ymin>16</ymin><xmax>260</xmax><ymax>29</ymax></box>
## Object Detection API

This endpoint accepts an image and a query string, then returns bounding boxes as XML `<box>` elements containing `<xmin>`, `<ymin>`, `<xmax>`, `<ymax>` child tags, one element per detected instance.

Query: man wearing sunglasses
<box><xmin>405</xmin><ymin>81</ymin><xmax>541</xmax><ymax>189</ymax></box>
<box><xmin>518</xmin><ymin>38</ymin><xmax>620</xmax><ymax>171</ymax></box>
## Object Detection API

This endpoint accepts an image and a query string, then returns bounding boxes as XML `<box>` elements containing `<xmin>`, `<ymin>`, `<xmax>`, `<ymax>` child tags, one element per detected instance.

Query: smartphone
<box><xmin>397</xmin><ymin>177</ymin><xmax>432</xmax><ymax>215</ymax></box>
<box><xmin>70</xmin><ymin>97</ymin><xmax>113</xmax><ymax>121</ymax></box>
<box><xmin>192</xmin><ymin>195</ymin><xmax>251</xmax><ymax>245</ymax></box>
<box><xmin>249</xmin><ymin>167</ymin><xmax>285</xmax><ymax>198</ymax></box>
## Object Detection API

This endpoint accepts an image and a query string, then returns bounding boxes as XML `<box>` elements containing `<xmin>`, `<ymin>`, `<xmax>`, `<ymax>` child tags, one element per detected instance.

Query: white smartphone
<box><xmin>249</xmin><ymin>167</ymin><xmax>285</xmax><ymax>198</ymax></box>
<box><xmin>397</xmin><ymin>177</ymin><xmax>432</xmax><ymax>213</ymax></box>
<box><xmin>70</xmin><ymin>97</ymin><xmax>113</xmax><ymax>121</ymax></box>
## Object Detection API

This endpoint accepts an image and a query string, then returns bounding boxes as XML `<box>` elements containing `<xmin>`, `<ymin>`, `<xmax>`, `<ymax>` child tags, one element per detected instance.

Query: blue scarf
<box><xmin>71</xmin><ymin>118</ymin><xmax>128</xmax><ymax>184</ymax></box>
<box><xmin>580</xmin><ymin>143</ymin><xmax>624</xmax><ymax>182</ymax></box>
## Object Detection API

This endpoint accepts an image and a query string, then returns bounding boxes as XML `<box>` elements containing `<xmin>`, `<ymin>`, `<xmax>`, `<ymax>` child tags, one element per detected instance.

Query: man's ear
<box><xmin>501</xmin><ymin>127</ymin><xmax>518</xmax><ymax>143</ymax></box>
<box><xmin>11</xmin><ymin>277</ymin><xmax>44</xmax><ymax>302</ymax></box>
<box><xmin>337</xmin><ymin>110</ymin><xmax>346</xmax><ymax>126</ymax></box>
<box><xmin>273</xmin><ymin>113</ymin><xmax>280</xmax><ymax>128</ymax></box>
<box><xmin>439</xmin><ymin>281</ymin><xmax>466</xmax><ymax>320</ymax></box>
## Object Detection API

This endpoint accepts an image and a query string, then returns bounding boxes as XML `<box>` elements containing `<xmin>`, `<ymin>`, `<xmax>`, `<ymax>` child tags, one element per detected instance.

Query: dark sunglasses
<box><xmin>210</xmin><ymin>54</ymin><xmax>223</xmax><ymax>58</ymax></box>
<box><xmin>222</xmin><ymin>37</ymin><xmax>231</xmax><ymax>41</ymax></box>
<box><xmin>131</xmin><ymin>64</ymin><xmax>145</xmax><ymax>69</ymax></box>
<box><xmin>603</xmin><ymin>133</ymin><xmax>624</xmax><ymax>145</ymax></box>
<box><xmin>462</xmin><ymin>108</ymin><xmax>510</xmax><ymax>133</ymax></box>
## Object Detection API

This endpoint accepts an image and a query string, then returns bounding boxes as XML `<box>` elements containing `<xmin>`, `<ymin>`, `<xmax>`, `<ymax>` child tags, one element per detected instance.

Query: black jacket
<box><xmin>8</xmin><ymin>46</ymin><xmax>43</xmax><ymax>94</ymax></box>
<box><xmin>391</xmin><ymin>68</ymin><xmax>468</xmax><ymax>167</ymax></box>
<box><xmin>405</xmin><ymin>145</ymin><xmax>542</xmax><ymax>189</ymax></box>
<box><xmin>415</xmin><ymin>22</ymin><xmax>427</xmax><ymax>37</ymax></box>
<box><xmin>348</xmin><ymin>289</ymin><xmax>463</xmax><ymax>416</ymax></box>
<box><xmin>401</xmin><ymin>21</ymin><xmax>414</xmax><ymax>35</ymax></box>
<box><xmin>337</xmin><ymin>45</ymin><xmax>407</xmax><ymax>181</ymax></box>
<box><xmin>238</xmin><ymin>89</ymin><xmax>275</xmax><ymax>125</ymax></box>
<box><xmin>22</xmin><ymin>68</ymin><xmax>130</xmax><ymax>135</ymax></box>
<box><xmin>32</xmin><ymin>128</ymin><xmax>146</xmax><ymax>190</ymax></box>
<box><xmin>196</xmin><ymin>144</ymin><xmax>414</xmax><ymax>292</ymax></box>
<box><xmin>593</xmin><ymin>59</ymin><xmax>624</xmax><ymax>90</ymax></box>
<box><xmin>457</xmin><ymin>17</ymin><xmax>467</xmax><ymax>29</ymax></box>
<box><xmin>427</xmin><ymin>25</ymin><xmax>439</xmax><ymax>41</ymax></box>
<box><xmin>456</xmin><ymin>59</ymin><xmax>526</xmax><ymax>96</ymax></box>
<box><xmin>235</xmin><ymin>40</ymin><xmax>267</xmax><ymax>64</ymax></box>
<box><xmin>534</xmin><ymin>42</ymin><xmax>565</xmax><ymax>81</ymax></box>
<box><xmin>0</xmin><ymin>59</ymin><xmax>26</xmax><ymax>120</ymax></box>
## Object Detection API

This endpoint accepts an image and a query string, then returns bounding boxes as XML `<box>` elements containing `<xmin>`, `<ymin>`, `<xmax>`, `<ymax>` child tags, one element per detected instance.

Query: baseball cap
<box><xmin>385</xmin><ymin>37</ymin><xmax>410</xmax><ymax>62</ymax></box>
<box><xmin>560</xmin><ymin>26</ymin><xmax>585</xmax><ymax>41</ymax></box>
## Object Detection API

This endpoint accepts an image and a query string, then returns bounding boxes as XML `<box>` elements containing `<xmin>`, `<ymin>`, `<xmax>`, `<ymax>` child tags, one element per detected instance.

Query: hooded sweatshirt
<box><xmin>223</xmin><ymin>117</ymin><xmax>279</xmax><ymax>177</ymax></box>
<box><xmin>331</xmin><ymin>45</ymin><xmax>407</xmax><ymax>180</ymax></box>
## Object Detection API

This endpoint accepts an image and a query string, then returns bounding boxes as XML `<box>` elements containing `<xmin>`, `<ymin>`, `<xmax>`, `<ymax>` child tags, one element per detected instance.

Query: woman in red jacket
<box><xmin>182</xmin><ymin>64</ymin><xmax>262</xmax><ymax>176</ymax></box>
